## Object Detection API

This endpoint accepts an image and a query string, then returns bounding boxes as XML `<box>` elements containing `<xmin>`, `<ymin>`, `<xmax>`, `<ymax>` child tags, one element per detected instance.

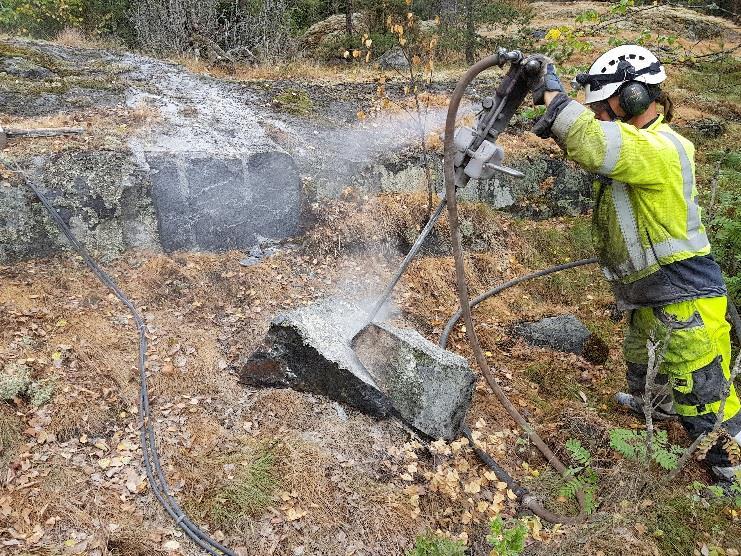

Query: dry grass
<box><xmin>54</xmin><ymin>28</ymin><xmax>108</xmax><ymax>50</ymax></box>
<box><xmin>0</xmin><ymin>404</ymin><xmax>22</xmax><ymax>468</ymax></box>
<box><xmin>170</xmin><ymin>54</ymin><xmax>382</xmax><ymax>84</ymax></box>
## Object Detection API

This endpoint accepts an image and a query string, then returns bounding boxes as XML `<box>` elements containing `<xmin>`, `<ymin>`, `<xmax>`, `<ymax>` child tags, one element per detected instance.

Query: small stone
<box><xmin>239</xmin><ymin>256</ymin><xmax>261</xmax><ymax>267</ymax></box>
<box><xmin>512</xmin><ymin>315</ymin><xmax>609</xmax><ymax>364</ymax></box>
<box><xmin>333</xmin><ymin>402</ymin><xmax>348</xmax><ymax>422</ymax></box>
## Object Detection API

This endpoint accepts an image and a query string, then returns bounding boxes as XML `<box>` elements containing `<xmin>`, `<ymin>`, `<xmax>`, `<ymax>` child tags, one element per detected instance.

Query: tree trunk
<box><xmin>465</xmin><ymin>0</ymin><xmax>475</xmax><ymax>64</ymax></box>
<box><xmin>440</xmin><ymin>0</ymin><xmax>458</xmax><ymax>33</ymax></box>
<box><xmin>346</xmin><ymin>0</ymin><xmax>353</xmax><ymax>38</ymax></box>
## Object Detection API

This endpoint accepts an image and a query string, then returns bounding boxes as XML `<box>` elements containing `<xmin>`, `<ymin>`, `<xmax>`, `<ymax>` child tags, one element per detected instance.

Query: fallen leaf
<box><xmin>285</xmin><ymin>507</ymin><xmax>307</xmax><ymax>521</ymax></box>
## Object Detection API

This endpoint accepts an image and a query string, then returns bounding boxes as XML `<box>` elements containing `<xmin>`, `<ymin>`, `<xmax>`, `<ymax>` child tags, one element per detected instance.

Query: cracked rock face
<box><xmin>125</xmin><ymin>52</ymin><xmax>303</xmax><ymax>253</ymax></box>
<box><xmin>238</xmin><ymin>298</ymin><xmax>475</xmax><ymax>440</ymax></box>
<box><xmin>352</xmin><ymin>322</ymin><xmax>475</xmax><ymax>440</ymax></box>
<box><xmin>0</xmin><ymin>39</ymin><xmax>304</xmax><ymax>262</ymax></box>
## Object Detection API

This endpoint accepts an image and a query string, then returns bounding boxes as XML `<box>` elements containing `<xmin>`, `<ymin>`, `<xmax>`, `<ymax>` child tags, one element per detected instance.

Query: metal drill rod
<box><xmin>364</xmin><ymin>193</ymin><xmax>450</xmax><ymax>326</ymax></box>
<box><xmin>361</xmin><ymin>49</ymin><xmax>524</xmax><ymax>328</ymax></box>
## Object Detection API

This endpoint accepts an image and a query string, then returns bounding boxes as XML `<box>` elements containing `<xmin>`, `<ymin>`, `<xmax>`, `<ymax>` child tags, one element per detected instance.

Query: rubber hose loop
<box><xmin>442</xmin><ymin>54</ymin><xmax>587</xmax><ymax>524</ymax></box>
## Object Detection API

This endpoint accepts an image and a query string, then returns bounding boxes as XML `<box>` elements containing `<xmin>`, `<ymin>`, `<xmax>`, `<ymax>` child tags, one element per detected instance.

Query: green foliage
<box><xmin>565</xmin><ymin>438</ymin><xmax>591</xmax><ymax>466</ymax></box>
<box><xmin>0</xmin><ymin>0</ymin><xmax>132</xmax><ymax>41</ymax></box>
<box><xmin>286</xmin><ymin>0</ymin><xmax>333</xmax><ymax>33</ymax></box>
<box><xmin>575</xmin><ymin>9</ymin><xmax>599</xmax><ymax>24</ymax></box>
<box><xmin>272</xmin><ymin>88</ymin><xmax>314</xmax><ymax>116</ymax></box>
<box><xmin>558</xmin><ymin>439</ymin><xmax>598</xmax><ymax>514</ymax></box>
<box><xmin>487</xmin><ymin>516</ymin><xmax>527</xmax><ymax>556</ymax></box>
<box><xmin>204</xmin><ymin>446</ymin><xmax>278</xmax><ymax>526</ymax></box>
<box><xmin>0</xmin><ymin>362</ymin><xmax>54</xmax><ymax>407</ymax></box>
<box><xmin>436</xmin><ymin>0</ymin><xmax>532</xmax><ymax>60</ymax></box>
<box><xmin>705</xmin><ymin>150</ymin><xmax>741</xmax><ymax>306</ymax></box>
<box><xmin>28</xmin><ymin>378</ymin><xmax>55</xmax><ymax>407</ymax></box>
<box><xmin>540</xmin><ymin>26</ymin><xmax>592</xmax><ymax>62</ymax></box>
<box><xmin>407</xmin><ymin>535</ymin><xmax>466</xmax><ymax>556</ymax></box>
<box><xmin>0</xmin><ymin>362</ymin><xmax>31</xmax><ymax>401</ymax></box>
<box><xmin>690</xmin><ymin>473</ymin><xmax>741</xmax><ymax>507</ymax></box>
<box><xmin>610</xmin><ymin>0</ymin><xmax>636</xmax><ymax>16</ymax></box>
<box><xmin>610</xmin><ymin>428</ymin><xmax>685</xmax><ymax>470</ymax></box>
<box><xmin>519</xmin><ymin>105</ymin><xmax>545</xmax><ymax>122</ymax></box>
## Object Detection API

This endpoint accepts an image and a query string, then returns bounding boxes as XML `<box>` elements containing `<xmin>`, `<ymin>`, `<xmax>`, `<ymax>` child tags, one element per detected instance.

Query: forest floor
<box><xmin>2</xmin><ymin>2</ymin><xmax>741</xmax><ymax>556</ymax></box>
<box><xmin>2</xmin><ymin>200</ymin><xmax>740</xmax><ymax>556</ymax></box>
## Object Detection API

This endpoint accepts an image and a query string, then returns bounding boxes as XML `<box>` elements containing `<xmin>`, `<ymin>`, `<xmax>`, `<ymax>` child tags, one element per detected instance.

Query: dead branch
<box><xmin>643</xmin><ymin>337</ymin><xmax>663</xmax><ymax>465</ymax></box>
<box><xmin>3</xmin><ymin>127</ymin><xmax>84</xmax><ymax>138</ymax></box>
<box><xmin>191</xmin><ymin>30</ymin><xmax>237</xmax><ymax>73</ymax></box>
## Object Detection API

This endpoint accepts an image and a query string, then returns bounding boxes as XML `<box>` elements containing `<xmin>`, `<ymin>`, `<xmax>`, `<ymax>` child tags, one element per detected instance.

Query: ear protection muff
<box><xmin>618</xmin><ymin>81</ymin><xmax>651</xmax><ymax>118</ymax></box>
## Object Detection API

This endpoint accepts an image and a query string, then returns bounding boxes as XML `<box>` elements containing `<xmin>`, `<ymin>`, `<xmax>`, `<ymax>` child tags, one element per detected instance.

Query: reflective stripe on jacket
<box><xmin>550</xmin><ymin>101</ymin><xmax>711</xmax><ymax>284</ymax></box>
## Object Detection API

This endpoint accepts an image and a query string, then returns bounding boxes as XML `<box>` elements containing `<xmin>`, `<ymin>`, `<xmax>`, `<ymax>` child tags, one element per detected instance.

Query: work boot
<box><xmin>710</xmin><ymin>465</ymin><xmax>741</xmax><ymax>498</ymax></box>
<box><xmin>614</xmin><ymin>392</ymin><xmax>679</xmax><ymax>421</ymax></box>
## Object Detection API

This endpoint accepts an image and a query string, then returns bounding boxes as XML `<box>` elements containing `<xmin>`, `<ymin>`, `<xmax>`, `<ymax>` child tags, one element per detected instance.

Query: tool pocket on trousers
<box><xmin>652</xmin><ymin>303</ymin><xmax>713</xmax><ymax>365</ymax></box>
<box><xmin>671</xmin><ymin>357</ymin><xmax>726</xmax><ymax>408</ymax></box>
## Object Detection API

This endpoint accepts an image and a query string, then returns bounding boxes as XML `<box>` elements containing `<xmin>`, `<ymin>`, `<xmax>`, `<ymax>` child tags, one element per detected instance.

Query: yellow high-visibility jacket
<box><xmin>549</xmin><ymin>102</ymin><xmax>711</xmax><ymax>285</ymax></box>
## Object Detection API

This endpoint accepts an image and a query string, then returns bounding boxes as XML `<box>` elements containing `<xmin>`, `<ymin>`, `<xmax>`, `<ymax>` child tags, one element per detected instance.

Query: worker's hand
<box><xmin>531</xmin><ymin>63</ymin><xmax>564</xmax><ymax>106</ymax></box>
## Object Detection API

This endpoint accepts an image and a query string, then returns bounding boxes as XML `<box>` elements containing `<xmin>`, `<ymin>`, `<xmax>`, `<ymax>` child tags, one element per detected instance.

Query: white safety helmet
<box><xmin>575</xmin><ymin>44</ymin><xmax>666</xmax><ymax>104</ymax></box>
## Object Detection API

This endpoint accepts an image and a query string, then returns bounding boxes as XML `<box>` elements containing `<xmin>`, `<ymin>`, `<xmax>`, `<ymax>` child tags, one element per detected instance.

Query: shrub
<box><xmin>0</xmin><ymin>0</ymin><xmax>133</xmax><ymax>42</ymax></box>
<box><xmin>487</xmin><ymin>516</ymin><xmax>527</xmax><ymax>556</ymax></box>
<box><xmin>407</xmin><ymin>535</ymin><xmax>466</xmax><ymax>556</ymax></box>
<box><xmin>706</xmin><ymin>150</ymin><xmax>741</xmax><ymax>306</ymax></box>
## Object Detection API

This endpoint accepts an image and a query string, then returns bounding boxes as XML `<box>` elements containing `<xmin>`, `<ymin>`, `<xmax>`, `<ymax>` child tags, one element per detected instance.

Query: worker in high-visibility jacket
<box><xmin>529</xmin><ymin>45</ymin><xmax>741</xmax><ymax>484</ymax></box>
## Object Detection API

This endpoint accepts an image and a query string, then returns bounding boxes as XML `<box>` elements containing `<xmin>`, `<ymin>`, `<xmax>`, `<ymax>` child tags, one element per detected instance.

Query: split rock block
<box><xmin>351</xmin><ymin>322</ymin><xmax>475</xmax><ymax>440</ymax></box>
<box><xmin>238</xmin><ymin>298</ymin><xmax>475</xmax><ymax>439</ymax></box>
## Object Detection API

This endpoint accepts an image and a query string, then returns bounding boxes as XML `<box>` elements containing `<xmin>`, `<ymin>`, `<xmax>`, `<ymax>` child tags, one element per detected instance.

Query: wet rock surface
<box><xmin>352</xmin><ymin>322</ymin><xmax>475</xmax><ymax>440</ymax></box>
<box><xmin>513</xmin><ymin>314</ymin><xmax>609</xmax><ymax>364</ymax></box>
<box><xmin>238</xmin><ymin>298</ymin><xmax>475</xmax><ymax>439</ymax></box>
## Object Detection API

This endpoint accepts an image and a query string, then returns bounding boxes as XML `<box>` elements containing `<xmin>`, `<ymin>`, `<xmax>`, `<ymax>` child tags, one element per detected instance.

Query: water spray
<box><xmin>361</xmin><ymin>48</ymin><xmax>528</xmax><ymax>329</ymax></box>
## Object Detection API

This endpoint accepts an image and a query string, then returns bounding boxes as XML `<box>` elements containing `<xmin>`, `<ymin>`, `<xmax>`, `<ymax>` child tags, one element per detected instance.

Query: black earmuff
<box><xmin>618</xmin><ymin>81</ymin><xmax>651</xmax><ymax>117</ymax></box>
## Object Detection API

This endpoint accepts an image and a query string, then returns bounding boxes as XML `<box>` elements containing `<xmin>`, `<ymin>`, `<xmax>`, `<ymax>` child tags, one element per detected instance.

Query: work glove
<box><xmin>532</xmin><ymin>93</ymin><xmax>570</xmax><ymax>139</ymax></box>
<box><xmin>531</xmin><ymin>63</ymin><xmax>564</xmax><ymax>106</ymax></box>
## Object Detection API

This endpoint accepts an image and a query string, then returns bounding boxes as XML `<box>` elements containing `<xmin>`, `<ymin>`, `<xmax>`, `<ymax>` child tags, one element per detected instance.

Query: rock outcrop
<box><xmin>300</xmin><ymin>13</ymin><xmax>368</xmax><ymax>53</ymax></box>
<box><xmin>0</xmin><ymin>39</ymin><xmax>304</xmax><ymax>262</ymax></box>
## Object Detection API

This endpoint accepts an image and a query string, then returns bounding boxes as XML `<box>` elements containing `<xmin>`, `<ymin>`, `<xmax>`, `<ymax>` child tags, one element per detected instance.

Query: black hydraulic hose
<box><xmin>12</xmin><ymin>167</ymin><xmax>234</xmax><ymax>556</ymax></box>
<box><xmin>442</xmin><ymin>54</ymin><xmax>587</xmax><ymax>524</ymax></box>
<box><xmin>439</xmin><ymin>258</ymin><xmax>599</xmax><ymax>348</ymax></box>
<box><xmin>461</xmin><ymin>425</ymin><xmax>525</xmax><ymax>497</ymax></box>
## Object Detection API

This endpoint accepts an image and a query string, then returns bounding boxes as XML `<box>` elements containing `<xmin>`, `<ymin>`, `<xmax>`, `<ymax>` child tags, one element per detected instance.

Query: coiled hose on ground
<box><xmin>9</xmin><ymin>165</ymin><xmax>236</xmax><ymax>555</ymax></box>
